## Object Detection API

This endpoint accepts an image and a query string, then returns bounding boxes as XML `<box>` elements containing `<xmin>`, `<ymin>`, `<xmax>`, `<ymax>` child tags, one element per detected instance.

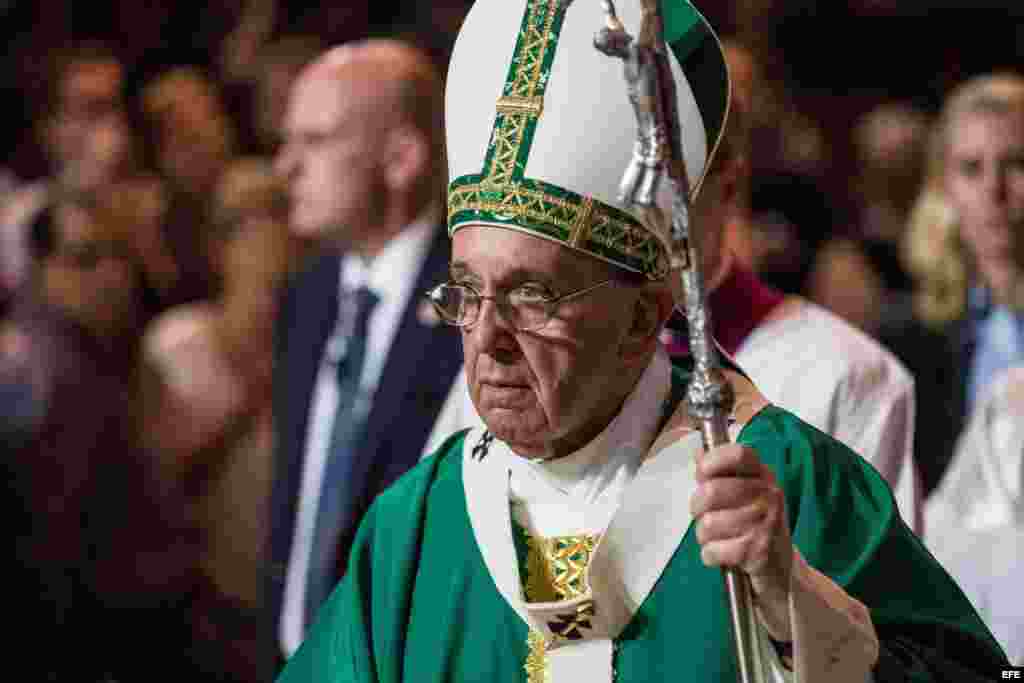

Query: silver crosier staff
<box><xmin>594</xmin><ymin>2</ymin><xmax>766</xmax><ymax>681</ymax></box>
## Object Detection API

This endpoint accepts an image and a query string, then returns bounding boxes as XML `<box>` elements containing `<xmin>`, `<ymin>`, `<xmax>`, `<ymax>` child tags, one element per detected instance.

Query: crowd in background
<box><xmin>2</xmin><ymin>0</ymin><xmax>1024</xmax><ymax>680</ymax></box>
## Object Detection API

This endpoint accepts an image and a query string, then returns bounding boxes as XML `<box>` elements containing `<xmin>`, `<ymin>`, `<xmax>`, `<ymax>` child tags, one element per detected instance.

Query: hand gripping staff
<box><xmin>594</xmin><ymin>2</ymin><xmax>766</xmax><ymax>681</ymax></box>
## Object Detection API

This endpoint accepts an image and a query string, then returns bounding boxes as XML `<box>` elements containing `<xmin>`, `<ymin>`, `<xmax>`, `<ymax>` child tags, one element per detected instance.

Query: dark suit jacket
<box><xmin>265</xmin><ymin>225</ymin><xmax>462</xmax><ymax>663</ymax></box>
<box><xmin>878</xmin><ymin>303</ymin><xmax>972</xmax><ymax>499</ymax></box>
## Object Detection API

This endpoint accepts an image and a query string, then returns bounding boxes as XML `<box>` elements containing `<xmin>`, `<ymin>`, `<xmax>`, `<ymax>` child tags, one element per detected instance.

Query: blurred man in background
<box><xmin>0</xmin><ymin>186</ymin><xmax>202</xmax><ymax>682</ymax></box>
<box><xmin>267</xmin><ymin>39</ymin><xmax>462</xmax><ymax>670</ymax></box>
<box><xmin>139</xmin><ymin>66</ymin><xmax>240</xmax><ymax>307</ymax></box>
<box><xmin>1</xmin><ymin>42</ymin><xmax>132</xmax><ymax>297</ymax></box>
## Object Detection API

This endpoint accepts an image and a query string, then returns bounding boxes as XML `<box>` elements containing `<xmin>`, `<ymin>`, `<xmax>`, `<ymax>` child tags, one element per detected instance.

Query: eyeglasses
<box><xmin>426</xmin><ymin>278</ymin><xmax>615</xmax><ymax>331</ymax></box>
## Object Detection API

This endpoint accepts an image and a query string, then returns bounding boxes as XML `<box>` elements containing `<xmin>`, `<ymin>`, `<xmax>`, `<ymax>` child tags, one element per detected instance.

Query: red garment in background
<box><xmin>663</xmin><ymin>263</ymin><xmax>785</xmax><ymax>358</ymax></box>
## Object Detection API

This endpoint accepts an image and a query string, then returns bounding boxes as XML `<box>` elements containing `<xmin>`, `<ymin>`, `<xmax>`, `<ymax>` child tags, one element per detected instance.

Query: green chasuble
<box><xmin>278</xmin><ymin>364</ymin><xmax>1007</xmax><ymax>682</ymax></box>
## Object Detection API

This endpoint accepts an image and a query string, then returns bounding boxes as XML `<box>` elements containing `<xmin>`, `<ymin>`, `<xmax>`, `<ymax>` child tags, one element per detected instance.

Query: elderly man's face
<box><xmin>275</xmin><ymin>72</ymin><xmax>385</xmax><ymax>245</ymax></box>
<box><xmin>453</xmin><ymin>226</ymin><xmax>656</xmax><ymax>458</ymax></box>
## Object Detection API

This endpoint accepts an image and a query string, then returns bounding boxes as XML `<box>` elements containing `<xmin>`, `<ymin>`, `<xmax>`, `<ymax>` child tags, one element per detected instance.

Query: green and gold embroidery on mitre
<box><xmin>447</xmin><ymin>0</ymin><xmax>729</xmax><ymax>280</ymax></box>
<box><xmin>448</xmin><ymin>0</ymin><xmax>667</xmax><ymax>278</ymax></box>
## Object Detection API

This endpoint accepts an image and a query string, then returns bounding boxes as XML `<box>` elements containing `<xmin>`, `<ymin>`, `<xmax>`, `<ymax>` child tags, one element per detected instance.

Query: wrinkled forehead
<box><xmin>451</xmin><ymin>224</ymin><xmax>612</xmax><ymax>285</ymax></box>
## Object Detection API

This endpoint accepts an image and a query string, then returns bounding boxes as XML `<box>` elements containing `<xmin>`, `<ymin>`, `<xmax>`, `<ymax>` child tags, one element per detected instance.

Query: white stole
<box><xmin>463</xmin><ymin>350</ymin><xmax>707</xmax><ymax>680</ymax></box>
<box><xmin>462</xmin><ymin>350</ymin><xmax>878</xmax><ymax>682</ymax></box>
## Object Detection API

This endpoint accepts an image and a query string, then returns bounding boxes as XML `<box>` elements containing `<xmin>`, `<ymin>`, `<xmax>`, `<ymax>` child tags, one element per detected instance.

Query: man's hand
<box><xmin>691</xmin><ymin>443</ymin><xmax>794</xmax><ymax>641</ymax></box>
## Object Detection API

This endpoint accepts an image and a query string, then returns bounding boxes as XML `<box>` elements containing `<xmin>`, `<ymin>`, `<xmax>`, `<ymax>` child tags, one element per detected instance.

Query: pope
<box><xmin>277</xmin><ymin>1</ymin><xmax>1007</xmax><ymax>681</ymax></box>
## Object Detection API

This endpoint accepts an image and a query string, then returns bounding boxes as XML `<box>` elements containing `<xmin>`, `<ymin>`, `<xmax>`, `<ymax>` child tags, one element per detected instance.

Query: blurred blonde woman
<box><xmin>879</xmin><ymin>72</ymin><xmax>1024</xmax><ymax>498</ymax></box>
<box><xmin>140</xmin><ymin>157</ymin><xmax>302</xmax><ymax>681</ymax></box>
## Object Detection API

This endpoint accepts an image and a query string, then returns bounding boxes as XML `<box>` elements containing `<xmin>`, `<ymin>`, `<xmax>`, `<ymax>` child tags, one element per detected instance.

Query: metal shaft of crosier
<box><xmin>594</xmin><ymin>2</ymin><xmax>765</xmax><ymax>681</ymax></box>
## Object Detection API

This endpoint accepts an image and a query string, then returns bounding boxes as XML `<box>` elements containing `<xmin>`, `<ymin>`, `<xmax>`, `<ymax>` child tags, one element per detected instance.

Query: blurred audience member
<box><xmin>141</xmin><ymin>65</ymin><xmax>237</xmax><ymax>208</ymax></box>
<box><xmin>720</xmin><ymin>38</ymin><xmax>755</xmax><ymax>270</ymax></box>
<box><xmin>879</xmin><ymin>72</ymin><xmax>1024</xmax><ymax>497</ymax></box>
<box><xmin>806</xmin><ymin>235</ymin><xmax>887</xmax><ymax>334</ymax></box>
<box><xmin>37</xmin><ymin>44</ymin><xmax>133</xmax><ymax>193</ymax></box>
<box><xmin>717</xmin><ymin>39</ymin><xmax>836</xmax><ymax>297</ymax></box>
<box><xmin>140</xmin><ymin>66</ymin><xmax>239</xmax><ymax>305</ymax></box>
<box><xmin>278</xmin><ymin>2</ymin><xmax>371</xmax><ymax>48</ymax></box>
<box><xmin>1</xmin><ymin>166</ymin><xmax>25</xmax><ymax>304</ymax></box>
<box><xmin>1</xmin><ymin>42</ymin><xmax>132</xmax><ymax>297</ymax></box>
<box><xmin>103</xmin><ymin>176</ymin><xmax>183</xmax><ymax>306</ymax></box>
<box><xmin>745</xmin><ymin>170</ymin><xmax>836</xmax><ymax>296</ymax></box>
<box><xmin>808</xmin><ymin>101</ymin><xmax>932</xmax><ymax>333</ymax></box>
<box><xmin>395</xmin><ymin>1</ymin><xmax>472</xmax><ymax>67</ymax></box>
<box><xmin>1</xmin><ymin>185</ymin><xmax>202</xmax><ymax>682</ymax></box>
<box><xmin>25</xmin><ymin>190</ymin><xmax>153</xmax><ymax>354</ymax></box>
<box><xmin>142</xmin><ymin>157</ymin><xmax>301</xmax><ymax>681</ymax></box>
<box><xmin>268</xmin><ymin>39</ymin><xmax>462</xmax><ymax>669</ymax></box>
<box><xmin>851</xmin><ymin>101</ymin><xmax>933</xmax><ymax>292</ymax></box>
<box><xmin>718</xmin><ymin>38</ymin><xmax>828</xmax><ymax>180</ymax></box>
<box><xmin>249</xmin><ymin>35</ymin><xmax>325</xmax><ymax>154</ymax></box>
<box><xmin>2</xmin><ymin>41</ymin><xmax>184</xmax><ymax>311</ymax></box>
<box><xmin>925</xmin><ymin>366</ymin><xmax>1024</xmax><ymax>663</ymax></box>
<box><xmin>217</xmin><ymin>0</ymin><xmax>278</xmax><ymax>86</ymax></box>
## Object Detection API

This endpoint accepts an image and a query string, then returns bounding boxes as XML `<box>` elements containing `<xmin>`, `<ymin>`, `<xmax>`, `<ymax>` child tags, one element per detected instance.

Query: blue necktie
<box><xmin>305</xmin><ymin>286</ymin><xmax>379</xmax><ymax>628</ymax></box>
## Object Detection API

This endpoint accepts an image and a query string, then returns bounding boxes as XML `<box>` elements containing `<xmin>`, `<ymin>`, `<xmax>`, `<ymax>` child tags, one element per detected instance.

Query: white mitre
<box><xmin>444</xmin><ymin>0</ymin><xmax>731</xmax><ymax>279</ymax></box>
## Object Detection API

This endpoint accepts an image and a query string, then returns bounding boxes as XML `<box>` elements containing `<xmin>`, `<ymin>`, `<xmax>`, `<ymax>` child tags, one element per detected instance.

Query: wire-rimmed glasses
<box><xmin>426</xmin><ymin>279</ymin><xmax>615</xmax><ymax>331</ymax></box>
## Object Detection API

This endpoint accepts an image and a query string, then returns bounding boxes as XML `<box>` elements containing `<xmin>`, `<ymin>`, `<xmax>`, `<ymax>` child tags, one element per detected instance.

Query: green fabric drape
<box><xmin>279</xmin><ymin>364</ymin><xmax>1007</xmax><ymax>682</ymax></box>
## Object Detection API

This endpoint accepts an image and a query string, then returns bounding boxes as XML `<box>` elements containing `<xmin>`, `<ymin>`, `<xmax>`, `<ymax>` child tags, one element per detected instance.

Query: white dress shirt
<box><xmin>280</xmin><ymin>208</ymin><xmax>440</xmax><ymax>656</ymax></box>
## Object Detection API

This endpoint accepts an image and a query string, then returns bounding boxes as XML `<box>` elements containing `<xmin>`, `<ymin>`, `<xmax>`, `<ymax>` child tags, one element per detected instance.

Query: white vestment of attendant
<box><xmin>732</xmin><ymin>299</ymin><xmax>920</xmax><ymax>533</ymax></box>
<box><xmin>461</xmin><ymin>348</ymin><xmax>878</xmax><ymax>683</ymax></box>
<box><xmin>925</xmin><ymin>366</ymin><xmax>1024</xmax><ymax>663</ymax></box>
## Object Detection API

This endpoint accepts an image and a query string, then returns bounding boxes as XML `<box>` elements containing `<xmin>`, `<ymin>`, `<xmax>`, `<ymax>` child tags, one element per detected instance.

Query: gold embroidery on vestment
<box><xmin>523</xmin><ymin>532</ymin><xmax>600</xmax><ymax>602</ymax></box>
<box><xmin>525</xmin><ymin>630</ymin><xmax>550</xmax><ymax>683</ymax></box>
<box><xmin>522</xmin><ymin>530</ymin><xmax>600</xmax><ymax>681</ymax></box>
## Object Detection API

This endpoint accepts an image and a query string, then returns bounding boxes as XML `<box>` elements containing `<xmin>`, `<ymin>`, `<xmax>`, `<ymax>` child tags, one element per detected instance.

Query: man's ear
<box><xmin>383</xmin><ymin>125</ymin><xmax>429</xmax><ymax>193</ymax></box>
<box><xmin>622</xmin><ymin>285</ymin><xmax>674</xmax><ymax>362</ymax></box>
